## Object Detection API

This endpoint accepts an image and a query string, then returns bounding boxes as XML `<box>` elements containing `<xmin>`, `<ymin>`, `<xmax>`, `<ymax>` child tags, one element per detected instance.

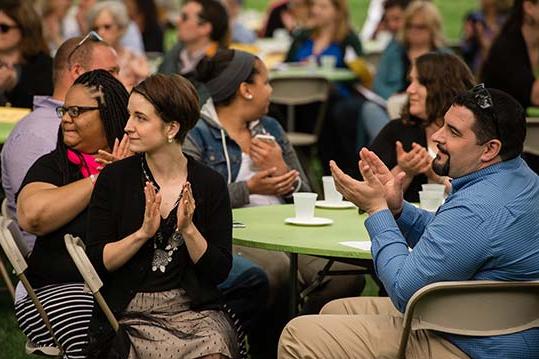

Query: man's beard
<box><xmin>432</xmin><ymin>145</ymin><xmax>450</xmax><ymax>176</ymax></box>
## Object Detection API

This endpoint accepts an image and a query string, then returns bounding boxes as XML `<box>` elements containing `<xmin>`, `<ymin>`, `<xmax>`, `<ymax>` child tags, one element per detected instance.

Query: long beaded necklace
<box><xmin>141</xmin><ymin>155</ymin><xmax>185</xmax><ymax>273</ymax></box>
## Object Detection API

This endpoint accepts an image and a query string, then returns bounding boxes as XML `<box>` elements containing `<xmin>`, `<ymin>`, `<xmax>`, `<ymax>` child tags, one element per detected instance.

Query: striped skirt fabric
<box><xmin>14</xmin><ymin>282</ymin><xmax>94</xmax><ymax>359</ymax></box>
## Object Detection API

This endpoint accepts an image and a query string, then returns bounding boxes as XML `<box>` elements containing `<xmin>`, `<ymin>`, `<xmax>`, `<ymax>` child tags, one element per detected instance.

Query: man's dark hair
<box><xmin>186</xmin><ymin>0</ymin><xmax>230</xmax><ymax>47</ymax></box>
<box><xmin>452</xmin><ymin>88</ymin><xmax>526</xmax><ymax>161</ymax></box>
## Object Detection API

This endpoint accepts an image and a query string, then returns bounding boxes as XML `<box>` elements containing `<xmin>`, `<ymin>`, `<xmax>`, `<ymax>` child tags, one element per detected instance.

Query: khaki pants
<box><xmin>278</xmin><ymin>297</ymin><xmax>469</xmax><ymax>359</ymax></box>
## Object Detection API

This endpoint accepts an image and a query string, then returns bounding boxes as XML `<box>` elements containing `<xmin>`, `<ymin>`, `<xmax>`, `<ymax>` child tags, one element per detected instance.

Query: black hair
<box><xmin>56</xmin><ymin>69</ymin><xmax>129</xmax><ymax>184</ymax></box>
<box><xmin>452</xmin><ymin>88</ymin><xmax>526</xmax><ymax>161</ymax></box>
<box><xmin>185</xmin><ymin>0</ymin><xmax>230</xmax><ymax>47</ymax></box>
<box><xmin>195</xmin><ymin>49</ymin><xmax>259</xmax><ymax>107</ymax></box>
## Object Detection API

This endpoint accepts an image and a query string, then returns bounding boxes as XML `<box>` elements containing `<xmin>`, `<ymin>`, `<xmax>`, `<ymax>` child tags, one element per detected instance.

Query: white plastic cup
<box><xmin>293</xmin><ymin>192</ymin><xmax>318</xmax><ymax>219</ymax></box>
<box><xmin>419</xmin><ymin>191</ymin><xmax>444</xmax><ymax>212</ymax></box>
<box><xmin>320</xmin><ymin>55</ymin><xmax>337</xmax><ymax>70</ymax></box>
<box><xmin>322</xmin><ymin>176</ymin><xmax>343</xmax><ymax>204</ymax></box>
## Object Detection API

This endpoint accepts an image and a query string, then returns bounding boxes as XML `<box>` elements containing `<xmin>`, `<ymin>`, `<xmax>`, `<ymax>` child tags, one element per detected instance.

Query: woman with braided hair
<box><xmin>15</xmin><ymin>69</ymin><xmax>131</xmax><ymax>358</ymax></box>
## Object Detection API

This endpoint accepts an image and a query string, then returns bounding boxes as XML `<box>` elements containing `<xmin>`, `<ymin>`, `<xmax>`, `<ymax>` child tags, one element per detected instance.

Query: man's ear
<box><xmin>481</xmin><ymin>139</ymin><xmax>502</xmax><ymax>162</ymax></box>
<box><xmin>69</xmin><ymin>63</ymin><xmax>84</xmax><ymax>80</ymax></box>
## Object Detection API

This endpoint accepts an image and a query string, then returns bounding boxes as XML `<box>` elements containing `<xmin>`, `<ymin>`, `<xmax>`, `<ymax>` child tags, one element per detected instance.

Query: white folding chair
<box><xmin>64</xmin><ymin>234</ymin><xmax>119</xmax><ymax>332</ymax></box>
<box><xmin>0</xmin><ymin>217</ymin><xmax>62</xmax><ymax>357</ymax></box>
<box><xmin>398</xmin><ymin>280</ymin><xmax>539</xmax><ymax>358</ymax></box>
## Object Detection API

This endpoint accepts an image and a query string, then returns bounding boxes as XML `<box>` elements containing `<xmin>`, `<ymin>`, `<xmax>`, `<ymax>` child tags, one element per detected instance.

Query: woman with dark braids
<box><xmin>85</xmin><ymin>73</ymin><xmax>239</xmax><ymax>358</ymax></box>
<box><xmin>15</xmin><ymin>69</ymin><xmax>130</xmax><ymax>358</ymax></box>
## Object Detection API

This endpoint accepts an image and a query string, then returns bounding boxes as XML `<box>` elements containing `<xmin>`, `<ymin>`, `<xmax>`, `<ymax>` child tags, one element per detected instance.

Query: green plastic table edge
<box><xmin>527</xmin><ymin>107</ymin><xmax>539</xmax><ymax>118</ymax></box>
<box><xmin>232</xmin><ymin>204</ymin><xmax>372</xmax><ymax>260</ymax></box>
<box><xmin>269</xmin><ymin>68</ymin><xmax>356</xmax><ymax>82</ymax></box>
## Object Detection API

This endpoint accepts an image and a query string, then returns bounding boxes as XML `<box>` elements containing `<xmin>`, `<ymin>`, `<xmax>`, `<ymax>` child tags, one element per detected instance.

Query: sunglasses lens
<box><xmin>0</xmin><ymin>24</ymin><xmax>9</xmax><ymax>33</ymax></box>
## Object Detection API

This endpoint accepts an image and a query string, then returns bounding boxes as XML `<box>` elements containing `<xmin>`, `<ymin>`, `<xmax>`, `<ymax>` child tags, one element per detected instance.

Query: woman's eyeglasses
<box><xmin>0</xmin><ymin>23</ymin><xmax>18</xmax><ymax>34</ymax></box>
<box><xmin>67</xmin><ymin>31</ymin><xmax>104</xmax><ymax>65</ymax></box>
<box><xmin>91</xmin><ymin>24</ymin><xmax>114</xmax><ymax>32</ymax></box>
<box><xmin>56</xmin><ymin>106</ymin><xmax>99</xmax><ymax>119</ymax></box>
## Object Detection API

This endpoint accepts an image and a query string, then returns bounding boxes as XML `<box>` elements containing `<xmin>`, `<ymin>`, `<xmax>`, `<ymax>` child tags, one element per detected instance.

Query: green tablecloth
<box><xmin>232</xmin><ymin>204</ymin><xmax>371</xmax><ymax>259</ymax></box>
<box><xmin>527</xmin><ymin>107</ymin><xmax>539</xmax><ymax>117</ymax></box>
<box><xmin>269</xmin><ymin>68</ymin><xmax>356</xmax><ymax>82</ymax></box>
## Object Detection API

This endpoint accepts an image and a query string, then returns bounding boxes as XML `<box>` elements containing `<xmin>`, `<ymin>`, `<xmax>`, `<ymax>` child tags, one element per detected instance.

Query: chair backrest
<box><xmin>524</xmin><ymin>117</ymin><xmax>539</xmax><ymax>156</ymax></box>
<box><xmin>1</xmin><ymin>198</ymin><xmax>9</xmax><ymax>218</ymax></box>
<box><xmin>0</xmin><ymin>217</ymin><xmax>63</xmax><ymax>354</ymax></box>
<box><xmin>6</xmin><ymin>219</ymin><xmax>31</xmax><ymax>259</ymax></box>
<box><xmin>398</xmin><ymin>280</ymin><xmax>539</xmax><ymax>358</ymax></box>
<box><xmin>64</xmin><ymin>234</ymin><xmax>119</xmax><ymax>332</ymax></box>
<box><xmin>269</xmin><ymin>76</ymin><xmax>330</xmax><ymax>137</ymax></box>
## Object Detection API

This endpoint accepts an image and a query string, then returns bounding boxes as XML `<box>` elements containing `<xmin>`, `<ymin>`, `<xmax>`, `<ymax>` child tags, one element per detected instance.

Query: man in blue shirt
<box><xmin>278</xmin><ymin>86</ymin><xmax>539</xmax><ymax>359</ymax></box>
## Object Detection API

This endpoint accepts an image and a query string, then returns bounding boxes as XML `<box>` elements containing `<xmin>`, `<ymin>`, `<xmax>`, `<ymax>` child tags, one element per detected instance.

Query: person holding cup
<box><xmin>184</xmin><ymin>48</ymin><xmax>364</xmax><ymax>356</ymax></box>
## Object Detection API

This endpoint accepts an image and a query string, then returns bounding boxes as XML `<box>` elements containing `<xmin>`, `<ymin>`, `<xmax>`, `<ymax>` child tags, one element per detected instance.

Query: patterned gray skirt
<box><xmin>121</xmin><ymin>288</ymin><xmax>239</xmax><ymax>359</ymax></box>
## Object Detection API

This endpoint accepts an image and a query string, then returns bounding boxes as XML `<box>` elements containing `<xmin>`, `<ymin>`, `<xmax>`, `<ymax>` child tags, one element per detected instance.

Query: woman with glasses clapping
<box><xmin>15</xmin><ymin>70</ymin><xmax>130</xmax><ymax>357</ymax></box>
<box><xmin>0</xmin><ymin>0</ymin><xmax>53</xmax><ymax>108</ymax></box>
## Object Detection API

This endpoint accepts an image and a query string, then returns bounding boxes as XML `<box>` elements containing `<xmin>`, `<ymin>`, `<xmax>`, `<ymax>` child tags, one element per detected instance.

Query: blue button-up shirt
<box><xmin>365</xmin><ymin>157</ymin><xmax>539</xmax><ymax>358</ymax></box>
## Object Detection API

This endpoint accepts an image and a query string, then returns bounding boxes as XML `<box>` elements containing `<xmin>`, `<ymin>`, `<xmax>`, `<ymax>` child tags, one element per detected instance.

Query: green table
<box><xmin>0</xmin><ymin>122</ymin><xmax>16</xmax><ymax>143</ymax></box>
<box><xmin>269</xmin><ymin>67</ymin><xmax>357</xmax><ymax>82</ymax></box>
<box><xmin>233</xmin><ymin>204</ymin><xmax>372</xmax><ymax>315</ymax></box>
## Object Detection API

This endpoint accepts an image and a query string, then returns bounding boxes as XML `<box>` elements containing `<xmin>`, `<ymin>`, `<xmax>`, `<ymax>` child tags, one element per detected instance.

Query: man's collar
<box><xmin>451</xmin><ymin>157</ymin><xmax>523</xmax><ymax>192</ymax></box>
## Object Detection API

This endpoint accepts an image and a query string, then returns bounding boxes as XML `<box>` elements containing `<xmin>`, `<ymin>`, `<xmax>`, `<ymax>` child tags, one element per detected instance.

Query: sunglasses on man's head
<box><xmin>56</xmin><ymin>105</ymin><xmax>99</xmax><ymax>119</ymax></box>
<box><xmin>0</xmin><ymin>23</ymin><xmax>18</xmax><ymax>34</ymax></box>
<box><xmin>67</xmin><ymin>31</ymin><xmax>104</xmax><ymax>65</ymax></box>
<box><xmin>469</xmin><ymin>83</ymin><xmax>500</xmax><ymax>140</ymax></box>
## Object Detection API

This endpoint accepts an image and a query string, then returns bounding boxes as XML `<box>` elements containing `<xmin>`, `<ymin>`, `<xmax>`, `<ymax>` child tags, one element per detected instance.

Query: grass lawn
<box><xmin>246</xmin><ymin>0</ymin><xmax>477</xmax><ymax>41</ymax></box>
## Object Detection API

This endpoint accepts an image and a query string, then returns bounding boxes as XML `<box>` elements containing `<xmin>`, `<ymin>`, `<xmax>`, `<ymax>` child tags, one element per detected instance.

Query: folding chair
<box><xmin>398</xmin><ymin>280</ymin><xmax>539</xmax><ymax>359</ymax></box>
<box><xmin>64</xmin><ymin>234</ymin><xmax>119</xmax><ymax>332</ymax></box>
<box><xmin>0</xmin><ymin>217</ymin><xmax>62</xmax><ymax>357</ymax></box>
<box><xmin>269</xmin><ymin>76</ymin><xmax>330</xmax><ymax>191</ymax></box>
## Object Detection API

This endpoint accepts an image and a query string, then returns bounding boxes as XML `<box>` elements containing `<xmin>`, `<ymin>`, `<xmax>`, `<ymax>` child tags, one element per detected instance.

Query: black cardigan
<box><xmin>85</xmin><ymin>154</ymin><xmax>232</xmax><ymax>356</ymax></box>
<box><xmin>369</xmin><ymin>119</ymin><xmax>428</xmax><ymax>203</ymax></box>
<box><xmin>481</xmin><ymin>24</ymin><xmax>534</xmax><ymax>109</ymax></box>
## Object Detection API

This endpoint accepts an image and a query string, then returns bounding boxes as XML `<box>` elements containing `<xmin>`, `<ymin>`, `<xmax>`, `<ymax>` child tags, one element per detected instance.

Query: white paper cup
<box><xmin>322</xmin><ymin>176</ymin><xmax>343</xmax><ymax>204</ymax></box>
<box><xmin>293</xmin><ymin>192</ymin><xmax>318</xmax><ymax>219</ymax></box>
<box><xmin>320</xmin><ymin>55</ymin><xmax>337</xmax><ymax>70</ymax></box>
<box><xmin>421</xmin><ymin>183</ymin><xmax>446</xmax><ymax>193</ymax></box>
<box><xmin>419</xmin><ymin>191</ymin><xmax>444</xmax><ymax>212</ymax></box>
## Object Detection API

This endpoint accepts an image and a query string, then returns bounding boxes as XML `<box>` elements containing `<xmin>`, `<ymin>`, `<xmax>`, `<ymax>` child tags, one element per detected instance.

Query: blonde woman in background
<box><xmin>373</xmin><ymin>0</ymin><xmax>449</xmax><ymax>100</ymax></box>
<box><xmin>87</xmin><ymin>0</ymin><xmax>149</xmax><ymax>90</ymax></box>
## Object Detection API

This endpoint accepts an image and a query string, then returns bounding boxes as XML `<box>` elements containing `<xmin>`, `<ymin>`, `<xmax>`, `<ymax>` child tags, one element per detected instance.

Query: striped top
<box><xmin>366</xmin><ymin>157</ymin><xmax>539</xmax><ymax>358</ymax></box>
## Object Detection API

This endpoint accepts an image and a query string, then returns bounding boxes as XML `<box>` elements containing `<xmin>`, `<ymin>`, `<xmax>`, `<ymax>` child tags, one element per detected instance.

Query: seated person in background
<box><xmin>285</xmin><ymin>0</ymin><xmax>362</xmax><ymax>70</ymax></box>
<box><xmin>259</xmin><ymin>0</ymin><xmax>312</xmax><ymax>38</ymax></box>
<box><xmin>280</xmin><ymin>87</ymin><xmax>539</xmax><ymax>359</ymax></box>
<box><xmin>373</xmin><ymin>0</ymin><xmax>448</xmax><ymax>100</ymax></box>
<box><xmin>123</xmin><ymin>0</ymin><xmax>164</xmax><ymax>53</ymax></box>
<box><xmin>184</xmin><ymin>49</ymin><xmax>365</xmax><ymax>357</ymax></box>
<box><xmin>15</xmin><ymin>70</ymin><xmax>130</xmax><ymax>357</ymax></box>
<box><xmin>223</xmin><ymin>0</ymin><xmax>257</xmax><ymax>44</ymax></box>
<box><xmin>159</xmin><ymin>0</ymin><xmax>229</xmax><ymax>79</ymax></box>
<box><xmin>87</xmin><ymin>1</ymin><xmax>150</xmax><ymax>91</ymax></box>
<box><xmin>481</xmin><ymin>0</ymin><xmax>539</xmax><ymax>109</ymax></box>
<box><xmin>1</xmin><ymin>35</ymin><xmax>120</xmax><ymax>252</ymax></box>
<box><xmin>369</xmin><ymin>52</ymin><xmax>475</xmax><ymax>202</ymax></box>
<box><xmin>86</xmin><ymin>74</ymin><xmax>239</xmax><ymax>358</ymax></box>
<box><xmin>0</xmin><ymin>0</ymin><xmax>52</xmax><ymax>109</ymax></box>
<box><xmin>460</xmin><ymin>0</ymin><xmax>510</xmax><ymax>75</ymax></box>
